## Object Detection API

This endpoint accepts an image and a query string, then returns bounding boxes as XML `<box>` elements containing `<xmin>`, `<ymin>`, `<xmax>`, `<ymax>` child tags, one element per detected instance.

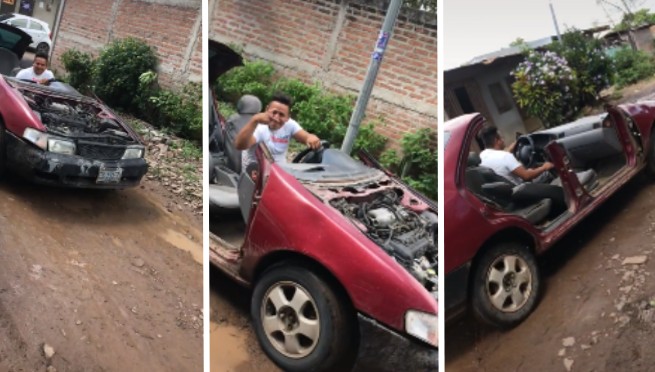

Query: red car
<box><xmin>0</xmin><ymin>24</ymin><xmax>147</xmax><ymax>188</ymax></box>
<box><xmin>445</xmin><ymin>104</ymin><xmax>655</xmax><ymax>328</ymax></box>
<box><xmin>209</xmin><ymin>42</ymin><xmax>437</xmax><ymax>371</ymax></box>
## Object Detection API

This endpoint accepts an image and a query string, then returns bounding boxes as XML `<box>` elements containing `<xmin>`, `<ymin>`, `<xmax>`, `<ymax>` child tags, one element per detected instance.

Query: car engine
<box><xmin>21</xmin><ymin>90</ymin><xmax>134</xmax><ymax>143</ymax></box>
<box><xmin>330</xmin><ymin>189</ymin><xmax>438</xmax><ymax>298</ymax></box>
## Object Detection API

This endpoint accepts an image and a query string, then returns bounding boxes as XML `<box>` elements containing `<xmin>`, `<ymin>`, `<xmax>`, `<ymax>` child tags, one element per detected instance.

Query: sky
<box><xmin>444</xmin><ymin>0</ymin><xmax>655</xmax><ymax>69</ymax></box>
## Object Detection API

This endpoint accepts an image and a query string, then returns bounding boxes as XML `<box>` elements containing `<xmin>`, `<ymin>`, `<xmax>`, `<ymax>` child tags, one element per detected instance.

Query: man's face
<box><xmin>33</xmin><ymin>57</ymin><xmax>47</xmax><ymax>75</ymax></box>
<box><xmin>266</xmin><ymin>101</ymin><xmax>289</xmax><ymax>130</ymax></box>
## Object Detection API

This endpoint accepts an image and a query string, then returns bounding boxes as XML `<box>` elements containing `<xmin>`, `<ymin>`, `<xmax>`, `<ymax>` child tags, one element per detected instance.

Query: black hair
<box><xmin>34</xmin><ymin>52</ymin><xmax>49</xmax><ymax>62</ymax></box>
<box><xmin>271</xmin><ymin>92</ymin><xmax>293</xmax><ymax>109</ymax></box>
<box><xmin>479</xmin><ymin>126</ymin><xmax>499</xmax><ymax>148</ymax></box>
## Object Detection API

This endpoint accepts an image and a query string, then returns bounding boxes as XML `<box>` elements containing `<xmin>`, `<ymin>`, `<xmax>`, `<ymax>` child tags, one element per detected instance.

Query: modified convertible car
<box><xmin>0</xmin><ymin>24</ymin><xmax>147</xmax><ymax>188</ymax></box>
<box><xmin>209</xmin><ymin>41</ymin><xmax>437</xmax><ymax>371</ymax></box>
<box><xmin>445</xmin><ymin>104</ymin><xmax>655</xmax><ymax>328</ymax></box>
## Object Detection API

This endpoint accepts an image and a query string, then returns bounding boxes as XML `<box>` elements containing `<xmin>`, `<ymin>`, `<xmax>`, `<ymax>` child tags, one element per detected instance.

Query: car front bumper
<box><xmin>353</xmin><ymin>313</ymin><xmax>438</xmax><ymax>372</ymax></box>
<box><xmin>7</xmin><ymin>134</ymin><xmax>148</xmax><ymax>189</ymax></box>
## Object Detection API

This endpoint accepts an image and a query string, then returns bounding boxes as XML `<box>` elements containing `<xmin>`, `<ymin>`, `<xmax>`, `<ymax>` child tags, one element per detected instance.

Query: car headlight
<box><xmin>23</xmin><ymin>128</ymin><xmax>48</xmax><ymax>150</ymax></box>
<box><xmin>48</xmin><ymin>138</ymin><xmax>76</xmax><ymax>155</ymax></box>
<box><xmin>405</xmin><ymin>310</ymin><xmax>438</xmax><ymax>347</ymax></box>
<box><xmin>122</xmin><ymin>146</ymin><xmax>144</xmax><ymax>159</ymax></box>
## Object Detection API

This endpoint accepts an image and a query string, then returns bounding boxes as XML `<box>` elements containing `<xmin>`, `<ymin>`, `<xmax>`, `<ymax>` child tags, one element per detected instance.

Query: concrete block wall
<box><xmin>51</xmin><ymin>0</ymin><xmax>202</xmax><ymax>88</ymax></box>
<box><xmin>210</xmin><ymin>0</ymin><xmax>437</xmax><ymax>148</ymax></box>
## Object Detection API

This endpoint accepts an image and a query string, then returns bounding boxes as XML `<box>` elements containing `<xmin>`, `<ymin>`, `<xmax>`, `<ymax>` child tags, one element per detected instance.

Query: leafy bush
<box><xmin>60</xmin><ymin>49</ymin><xmax>95</xmax><ymax>94</ymax></box>
<box><xmin>381</xmin><ymin>128</ymin><xmax>437</xmax><ymax>200</ymax></box>
<box><xmin>94</xmin><ymin>37</ymin><xmax>158</xmax><ymax>111</ymax></box>
<box><xmin>511</xmin><ymin>50</ymin><xmax>577</xmax><ymax>127</ymax></box>
<box><xmin>612</xmin><ymin>47</ymin><xmax>655</xmax><ymax>88</ymax></box>
<box><xmin>148</xmin><ymin>83</ymin><xmax>203</xmax><ymax>141</ymax></box>
<box><xmin>216</xmin><ymin>60</ymin><xmax>275</xmax><ymax>104</ymax></box>
<box><xmin>548</xmin><ymin>29</ymin><xmax>613</xmax><ymax>106</ymax></box>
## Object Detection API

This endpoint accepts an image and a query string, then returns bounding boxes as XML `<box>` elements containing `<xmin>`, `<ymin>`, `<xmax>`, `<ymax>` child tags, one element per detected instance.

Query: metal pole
<box><xmin>549</xmin><ymin>1</ymin><xmax>562</xmax><ymax>41</ymax></box>
<box><xmin>341</xmin><ymin>0</ymin><xmax>403</xmax><ymax>155</ymax></box>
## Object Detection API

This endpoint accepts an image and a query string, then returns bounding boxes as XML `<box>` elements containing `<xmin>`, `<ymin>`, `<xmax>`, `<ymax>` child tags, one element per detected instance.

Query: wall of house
<box><xmin>50</xmin><ymin>0</ymin><xmax>202</xmax><ymax>88</ymax></box>
<box><xmin>475</xmin><ymin>68</ymin><xmax>527</xmax><ymax>141</ymax></box>
<box><xmin>210</xmin><ymin>0</ymin><xmax>437</xmax><ymax>148</ymax></box>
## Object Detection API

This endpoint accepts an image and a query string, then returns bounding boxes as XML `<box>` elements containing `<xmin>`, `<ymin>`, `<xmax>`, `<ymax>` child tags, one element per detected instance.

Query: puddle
<box><xmin>160</xmin><ymin>229</ymin><xmax>202</xmax><ymax>264</ymax></box>
<box><xmin>210</xmin><ymin>322</ymin><xmax>251</xmax><ymax>371</ymax></box>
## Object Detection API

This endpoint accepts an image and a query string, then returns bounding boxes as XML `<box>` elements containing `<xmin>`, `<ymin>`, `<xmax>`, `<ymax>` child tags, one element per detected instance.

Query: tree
<box><xmin>614</xmin><ymin>8</ymin><xmax>655</xmax><ymax>31</ymax></box>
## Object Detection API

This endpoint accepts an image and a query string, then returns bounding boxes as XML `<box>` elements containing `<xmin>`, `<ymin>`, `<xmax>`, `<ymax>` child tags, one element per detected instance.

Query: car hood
<box><xmin>208</xmin><ymin>40</ymin><xmax>243</xmax><ymax>85</ymax></box>
<box><xmin>0</xmin><ymin>23</ymin><xmax>32</xmax><ymax>59</ymax></box>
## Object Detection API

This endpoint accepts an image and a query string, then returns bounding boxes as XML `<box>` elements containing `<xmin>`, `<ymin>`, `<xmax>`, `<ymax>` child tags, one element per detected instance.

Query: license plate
<box><xmin>97</xmin><ymin>167</ymin><xmax>123</xmax><ymax>183</ymax></box>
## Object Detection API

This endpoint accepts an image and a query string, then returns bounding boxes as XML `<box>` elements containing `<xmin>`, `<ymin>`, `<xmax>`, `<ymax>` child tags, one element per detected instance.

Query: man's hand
<box><xmin>37</xmin><ymin>78</ymin><xmax>51</xmax><ymax>85</ymax></box>
<box><xmin>252</xmin><ymin>111</ymin><xmax>271</xmax><ymax>125</ymax></box>
<box><xmin>541</xmin><ymin>161</ymin><xmax>555</xmax><ymax>171</ymax></box>
<box><xmin>306</xmin><ymin>134</ymin><xmax>321</xmax><ymax>149</ymax></box>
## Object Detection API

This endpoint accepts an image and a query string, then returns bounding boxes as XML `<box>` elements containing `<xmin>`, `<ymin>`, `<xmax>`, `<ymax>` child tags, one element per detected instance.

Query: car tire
<box><xmin>251</xmin><ymin>263</ymin><xmax>357</xmax><ymax>372</ymax></box>
<box><xmin>36</xmin><ymin>42</ymin><xmax>49</xmax><ymax>55</ymax></box>
<box><xmin>470</xmin><ymin>242</ymin><xmax>540</xmax><ymax>329</ymax></box>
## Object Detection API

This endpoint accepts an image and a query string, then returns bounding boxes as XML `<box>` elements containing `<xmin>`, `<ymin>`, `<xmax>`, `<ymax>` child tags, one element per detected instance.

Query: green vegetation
<box><xmin>60</xmin><ymin>38</ymin><xmax>202</xmax><ymax>143</ymax></box>
<box><xmin>612</xmin><ymin>47</ymin><xmax>655</xmax><ymax>87</ymax></box>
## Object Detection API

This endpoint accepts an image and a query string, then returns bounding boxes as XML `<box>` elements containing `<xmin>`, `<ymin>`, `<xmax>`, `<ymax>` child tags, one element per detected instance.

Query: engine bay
<box><xmin>330</xmin><ymin>188</ymin><xmax>438</xmax><ymax>299</ymax></box>
<box><xmin>20</xmin><ymin>88</ymin><xmax>135</xmax><ymax>144</ymax></box>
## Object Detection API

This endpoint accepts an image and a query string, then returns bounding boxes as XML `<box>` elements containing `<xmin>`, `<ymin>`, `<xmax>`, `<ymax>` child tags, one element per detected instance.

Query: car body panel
<box><xmin>0</xmin><ymin>76</ymin><xmax>147</xmax><ymax>188</ymax></box>
<box><xmin>445</xmin><ymin>104</ymin><xmax>654</xmax><ymax>321</ymax></box>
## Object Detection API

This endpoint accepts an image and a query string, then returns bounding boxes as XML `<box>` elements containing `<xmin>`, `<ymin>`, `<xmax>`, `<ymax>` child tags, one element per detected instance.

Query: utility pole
<box><xmin>549</xmin><ymin>1</ymin><xmax>562</xmax><ymax>41</ymax></box>
<box><xmin>341</xmin><ymin>0</ymin><xmax>403</xmax><ymax>155</ymax></box>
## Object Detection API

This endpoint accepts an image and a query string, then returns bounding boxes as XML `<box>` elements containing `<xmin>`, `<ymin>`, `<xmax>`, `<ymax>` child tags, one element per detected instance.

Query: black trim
<box><xmin>445</xmin><ymin>262</ymin><xmax>471</xmax><ymax>323</ymax></box>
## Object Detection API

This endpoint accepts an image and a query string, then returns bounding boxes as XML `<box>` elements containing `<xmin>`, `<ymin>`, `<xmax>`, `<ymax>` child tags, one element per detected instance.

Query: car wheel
<box><xmin>251</xmin><ymin>263</ymin><xmax>357</xmax><ymax>372</ymax></box>
<box><xmin>471</xmin><ymin>242</ymin><xmax>540</xmax><ymax>328</ymax></box>
<box><xmin>36</xmin><ymin>42</ymin><xmax>49</xmax><ymax>55</ymax></box>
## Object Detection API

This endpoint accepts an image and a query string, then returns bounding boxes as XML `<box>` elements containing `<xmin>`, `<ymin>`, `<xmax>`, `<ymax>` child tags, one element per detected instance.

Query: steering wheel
<box><xmin>513</xmin><ymin>135</ymin><xmax>539</xmax><ymax>168</ymax></box>
<box><xmin>292</xmin><ymin>140</ymin><xmax>331</xmax><ymax>164</ymax></box>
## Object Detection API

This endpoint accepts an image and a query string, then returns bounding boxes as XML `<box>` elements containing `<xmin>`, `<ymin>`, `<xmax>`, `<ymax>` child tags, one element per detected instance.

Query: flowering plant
<box><xmin>511</xmin><ymin>50</ymin><xmax>576</xmax><ymax>128</ymax></box>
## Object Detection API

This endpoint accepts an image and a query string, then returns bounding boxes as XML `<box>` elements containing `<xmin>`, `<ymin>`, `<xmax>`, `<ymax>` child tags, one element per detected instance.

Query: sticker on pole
<box><xmin>372</xmin><ymin>31</ymin><xmax>389</xmax><ymax>61</ymax></box>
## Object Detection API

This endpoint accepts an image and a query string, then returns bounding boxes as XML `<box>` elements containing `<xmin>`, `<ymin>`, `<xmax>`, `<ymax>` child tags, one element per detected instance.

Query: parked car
<box><xmin>209</xmin><ymin>40</ymin><xmax>438</xmax><ymax>371</ymax></box>
<box><xmin>0</xmin><ymin>13</ymin><xmax>52</xmax><ymax>54</ymax></box>
<box><xmin>445</xmin><ymin>104</ymin><xmax>655</xmax><ymax>328</ymax></box>
<box><xmin>0</xmin><ymin>23</ymin><xmax>147</xmax><ymax>188</ymax></box>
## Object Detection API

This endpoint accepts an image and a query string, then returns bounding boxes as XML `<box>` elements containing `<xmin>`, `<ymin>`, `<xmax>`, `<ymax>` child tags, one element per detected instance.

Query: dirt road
<box><xmin>446</xmin><ymin>171</ymin><xmax>655</xmax><ymax>371</ymax></box>
<box><xmin>0</xmin><ymin>178</ymin><xmax>203</xmax><ymax>371</ymax></box>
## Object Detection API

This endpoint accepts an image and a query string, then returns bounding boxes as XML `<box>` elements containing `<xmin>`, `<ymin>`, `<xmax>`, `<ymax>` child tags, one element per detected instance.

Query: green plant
<box><xmin>216</xmin><ymin>60</ymin><xmax>275</xmax><ymax>104</ymax></box>
<box><xmin>380</xmin><ymin>128</ymin><xmax>437</xmax><ymax>200</ymax></box>
<box><xmin>353</xmin><ymin>121</ymin><xmax>388</xmax><ymax>158</ymax></box>
<box><xmin>511</xmin><ymin>50</ymin><xmax>577</xmax><ymax>127</ymax></box>
<box><xmin>548</xmin><ymin>29</ymin><xmax>613</xmax><ymax>106</ymax></box>
<box><xmin>612</xmin><ymin>47</ymin><xmax>655</xmax><ymax>88</ymax></box>
<box><xmin>60</xmin><ymin>48</ymin><xmax>95</xmax><ymax>94</ymax></box>
<box><xmin>94</xmin><ymin>37</ymin><xmax>158</xmax><ymax>111</ymax></box>
<box><xmin>293</xmin><ymin>92</ymin><xmax>355</xmax><ymax>145</ymax></box>
<box><xmin>149</xmin><ymin>82</ymin><xmax>203</xmax><ymax>141</ymax></box>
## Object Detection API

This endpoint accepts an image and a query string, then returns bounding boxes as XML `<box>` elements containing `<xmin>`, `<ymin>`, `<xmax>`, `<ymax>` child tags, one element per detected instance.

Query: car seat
<box><xmin>0</xmin><ymin>48</ymin><xmax>19</xmax><ymax>76</ymax></box>
<box><xmin>224</xmin><ymin>95</ymin><xmax>262</xmax><ymax>174</ymax></box>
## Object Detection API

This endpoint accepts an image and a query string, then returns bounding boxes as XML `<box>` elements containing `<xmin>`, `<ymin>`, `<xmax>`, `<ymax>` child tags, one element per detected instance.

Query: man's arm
<box><xmin>234</xmin><ymin>112</ymin><xmax>269</xmax><ymax>150</ymax></box>
<box><xmin>512</xmin><ymin>162</ymin><xmax>554</xmax><ymax>181</ymax></box>
<box><xmin>293</xmin><ymin>129</ymin><xmax>321</xmax><ymax>149</ymax></box>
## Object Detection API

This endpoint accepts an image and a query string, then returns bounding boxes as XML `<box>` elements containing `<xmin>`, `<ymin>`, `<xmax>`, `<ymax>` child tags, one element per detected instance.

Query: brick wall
<box><xmin>210</xmin><ymin>0</ymin><xmax>437</xmax><ymax>148</ymax></box>
<box><xmin>51</xmin><ymin>0</ymin><xmax>202</xmax><ymax>88</ymax></box>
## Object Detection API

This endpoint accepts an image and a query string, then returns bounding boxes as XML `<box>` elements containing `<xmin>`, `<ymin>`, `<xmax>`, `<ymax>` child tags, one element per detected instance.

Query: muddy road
<box><xmin>446</xmin><ymin>173</ymin><xmax>655</xmax><ymax>371</ymax></box>
<box><xmin>0</xmin><ymin>178</ymin><xmax>203</xmax><ymax>371</ymax></box>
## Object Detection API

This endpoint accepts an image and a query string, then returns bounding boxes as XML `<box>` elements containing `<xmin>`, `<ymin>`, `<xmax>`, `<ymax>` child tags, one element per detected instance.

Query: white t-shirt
<box><xmin>479</xmin><ymin>148</ymin><xmax>523</xmax><ymax>185</ymax></box>
<box><xmin>242</xmin><ymin>119</ymin><xmax>302</xmax><ymax>171</ymax></box>
<box><xmin>15</xmin><ymin>67</ymin><xmax>55</xmax><ymax>82</ymax></box>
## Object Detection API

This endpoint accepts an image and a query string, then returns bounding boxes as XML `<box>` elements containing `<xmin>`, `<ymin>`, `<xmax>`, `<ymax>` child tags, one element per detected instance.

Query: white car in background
<box><xmin>0</xmin><ymin>13</ymin><xmax>51</xmax><ymax>55</ymax></box>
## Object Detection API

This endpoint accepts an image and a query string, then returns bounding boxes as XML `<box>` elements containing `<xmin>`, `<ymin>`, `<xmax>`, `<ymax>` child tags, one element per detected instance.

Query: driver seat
<box><xmin>223</xmin><ymin>95</ymin><xmax>262</xmax><ymax>174</ymax></box>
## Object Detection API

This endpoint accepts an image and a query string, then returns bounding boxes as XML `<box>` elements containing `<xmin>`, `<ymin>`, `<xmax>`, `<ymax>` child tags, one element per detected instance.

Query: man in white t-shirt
<box><xmin>478</xmin><ymin>126</ymin><xmax>553</xmax><ymax>184</ymax></box>
<box><xmin>235</xmin><ymin>92</ymin><xmax>321</xmax><ymax>175</ymax></box>
<box><xmin>15</xmin><ymin>52</ymin><xmax>55</xmax><ymax>85</ymax></box>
